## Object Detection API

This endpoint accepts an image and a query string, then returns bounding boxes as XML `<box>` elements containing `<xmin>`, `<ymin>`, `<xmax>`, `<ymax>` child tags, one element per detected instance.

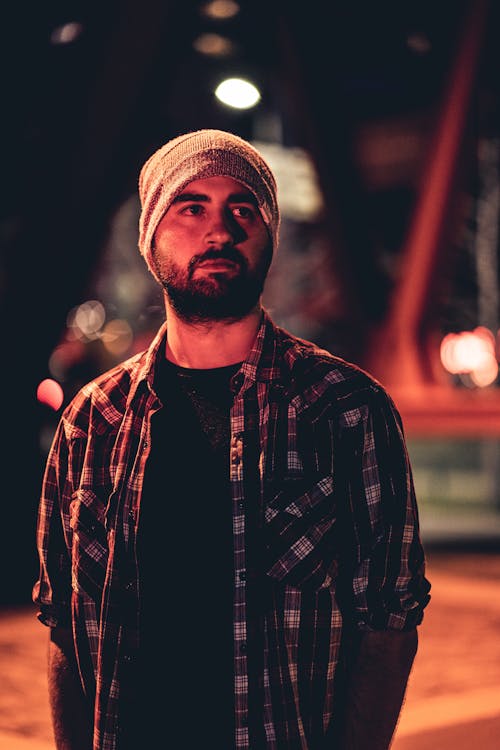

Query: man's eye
<box><xmin>181</xmin><ymin>204</ymin><xmax>204</xmax><ymax>215</ymax></box>
<box><xmin>232</xmin><ymin>206</ymin><xmax>254</xmax><ymax>219</ymax></box>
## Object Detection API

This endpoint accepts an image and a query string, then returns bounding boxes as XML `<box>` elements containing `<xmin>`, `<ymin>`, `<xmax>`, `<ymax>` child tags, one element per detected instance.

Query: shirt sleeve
<box><xmin>338</xmin><ymin>384</ymin><xmax>431</xmax><ymax>631</ymax></box>
<box><xmin>32</xmin><ymin>418</ymin><xmax>73</xmax><ymax>628</ymax></box>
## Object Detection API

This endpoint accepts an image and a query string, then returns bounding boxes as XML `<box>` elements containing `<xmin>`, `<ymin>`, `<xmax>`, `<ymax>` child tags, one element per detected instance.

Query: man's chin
<box><xmin>193</xmin><ymin>274</ymin><xmax>235</xmax><ymax>288</ymax></box>
<box><xmin>166</xmin><ymin>288</ymin><xmax>261</xmax><ymax>323</ymax></box>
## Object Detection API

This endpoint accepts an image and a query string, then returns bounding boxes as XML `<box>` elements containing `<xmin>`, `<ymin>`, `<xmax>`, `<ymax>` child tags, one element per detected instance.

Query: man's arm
<box><xmin>333</xmin><ymin>384</ymin><xmax>430</xmax><ymax>748</ymax></box>
<box><xmin>48</xmin><ymin>627</ymin><xmax>93</xmax><ymax>750</ymax></box>
<box><xmin>337</xmin><ymin>628</ymin><xmax>418</xmax><ymax>749</ymax></box>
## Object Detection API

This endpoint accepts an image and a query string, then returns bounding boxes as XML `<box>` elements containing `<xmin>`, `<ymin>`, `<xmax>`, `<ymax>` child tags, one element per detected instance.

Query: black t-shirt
<box><xmin>135</xmin><ymin>356</ymin><xmax>241</xmax><ymax>747</ymax></box>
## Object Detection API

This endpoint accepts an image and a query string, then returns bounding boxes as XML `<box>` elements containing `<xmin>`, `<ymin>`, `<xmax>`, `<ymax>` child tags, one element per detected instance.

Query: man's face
<box><xmin>152</xmin><ymin>176</ymin><xmax>273</xmax><ymax>323</ymax></box>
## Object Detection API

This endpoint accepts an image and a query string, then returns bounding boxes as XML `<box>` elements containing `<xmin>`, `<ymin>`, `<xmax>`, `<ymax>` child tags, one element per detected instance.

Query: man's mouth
<box><xmin>195</xmin><ymin>258</ymin><xmax>240</xmax><ymax>271</ymax></box>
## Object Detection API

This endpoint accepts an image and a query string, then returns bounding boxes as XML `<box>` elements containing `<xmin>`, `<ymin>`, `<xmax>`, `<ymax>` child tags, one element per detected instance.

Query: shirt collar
<box><xmin>127</xmin><ymin>319</ymin><xmax>168</xmax><ymax>404</ymax></box>
<box><xmin>238</xmin><ymin>308</ymin><xmax>285</xmax><ymax>386</ymax></box>
<box><xmin>128</xmin><ymin>307</ymin><xmax>285</xmax><ymax>403</ymax></box>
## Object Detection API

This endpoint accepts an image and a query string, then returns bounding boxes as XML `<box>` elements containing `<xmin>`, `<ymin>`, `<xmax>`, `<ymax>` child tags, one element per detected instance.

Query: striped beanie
<box><xmin>138</xmin><ymin>129</ymin><xmax>280</xmax><ymax>275</ymax></box>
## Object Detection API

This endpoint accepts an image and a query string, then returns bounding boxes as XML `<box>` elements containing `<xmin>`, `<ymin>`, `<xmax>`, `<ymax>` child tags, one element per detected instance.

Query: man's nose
<box><xmin>206</xmin><ymin>210</ymin><xmax>240</xmax><ymax>245</ymax></box>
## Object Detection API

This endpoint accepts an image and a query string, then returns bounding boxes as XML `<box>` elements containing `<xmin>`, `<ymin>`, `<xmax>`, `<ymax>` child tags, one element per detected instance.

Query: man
<box><xmin>33</xmin><ymin>129</ymin><xmax>431</xmax><ymax>750</ymax></box>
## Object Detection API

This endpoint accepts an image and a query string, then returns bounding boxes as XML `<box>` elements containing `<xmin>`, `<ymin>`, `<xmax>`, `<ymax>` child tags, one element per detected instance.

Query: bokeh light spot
<box><xmin>101</xmin><ymin>319</ymin><xmax>134</xmax><ymax>356</ymax></box>
<box><xmin>440</xmin><ymin>327</ymin><xmax>498</xmax><ymax>387</ymax></box>
<box><xmin>215</xmin><ymin>78</ymin><xmax>261</xmax><ymax>109</ymax></box>
<box><xmin>37</xmin><ymin>379</ymin><xmax>64</xmax><ymax>411</ymax></box>
<box><xmin>193</xmin><ymin>33</ymin><xmax>236</xmax><ymax>57</ymax></box>
<box><xmin>201</xmin><ymin>0</ymin><xmax>240</xmax><ymax>20</ymax></box>
<box><xmin>67</xmin><ymin>300</ymin><xmax>106</xmax><ymax>341</ymax></box>
<box><xmin>50</xmin><ymin>22</ymin><xmax>83</xmax><ymax>45</ymax></box>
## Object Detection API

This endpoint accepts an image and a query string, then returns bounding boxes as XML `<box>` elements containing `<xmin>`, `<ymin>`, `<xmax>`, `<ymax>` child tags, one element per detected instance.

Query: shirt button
<box><xmin>241</xmin><ymin>715</ymin><xmax>248</xmax><ymax>726</ymax></box>
<box><xmin>231</xmin><ymin>374</ymin><xmax>244</xmax><ymax>392</ymax></box>
<box><xmin>238</xmin><ymin>571</ymin><xmax>246</xmax><ymax>582</ymax></box>
<box><xmin>240</xmin><ymin>642</ymin><xmax>247</xmax><ymax>653</ymax></box>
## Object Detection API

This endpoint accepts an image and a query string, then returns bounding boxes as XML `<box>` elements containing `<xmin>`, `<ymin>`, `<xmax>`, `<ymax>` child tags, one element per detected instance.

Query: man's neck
<box><xmin>164</xmin><ymin>303</ymin><xmax>262</xmax><ymax>369</ymax></box>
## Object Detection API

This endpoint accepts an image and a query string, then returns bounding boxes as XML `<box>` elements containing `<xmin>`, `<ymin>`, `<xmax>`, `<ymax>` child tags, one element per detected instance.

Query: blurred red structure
<box><xmin>362</xmin><ymin>0</ymin><xmax>500</xmax><ymax>436</ymax></box>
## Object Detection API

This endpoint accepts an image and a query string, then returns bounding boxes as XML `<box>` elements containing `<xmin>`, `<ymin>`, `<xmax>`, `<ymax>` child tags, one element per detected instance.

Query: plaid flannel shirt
<box><xmin>33</xmin><ymin>309</ymin><xmax>430</xmax><ymax>750</ymax></box>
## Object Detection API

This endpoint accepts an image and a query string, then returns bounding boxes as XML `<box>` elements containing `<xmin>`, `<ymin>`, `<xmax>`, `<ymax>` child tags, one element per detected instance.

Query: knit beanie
<box><xmin>138</xmin><ymin>129</ymin><xmax>280</xmax><ymax>276</ymax></box>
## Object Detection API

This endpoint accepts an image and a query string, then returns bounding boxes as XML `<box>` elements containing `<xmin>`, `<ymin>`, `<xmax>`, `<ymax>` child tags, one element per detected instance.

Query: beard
<box><xmin>153</xmin><ymin>244</ymin><xmax>273</xmax><ymax>324</ymax></box>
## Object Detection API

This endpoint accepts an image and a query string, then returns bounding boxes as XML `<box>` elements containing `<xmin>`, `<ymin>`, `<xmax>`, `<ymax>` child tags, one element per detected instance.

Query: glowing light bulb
<box><xmin>215</xmin><ymin>78</ymin><xmax>261</xmax><ymax>109</ymax></box>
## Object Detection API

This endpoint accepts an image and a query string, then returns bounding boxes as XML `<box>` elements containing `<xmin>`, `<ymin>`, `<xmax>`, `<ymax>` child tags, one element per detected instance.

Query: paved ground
<box><xmin>392</xmin><ymin>549</ymin><xmax>500</xmax><ymax>749</ymax></box>
<box><xmin>0</xmin><ymin>549</ymin><xmax>499</xmax><ymax>749</ymax></box>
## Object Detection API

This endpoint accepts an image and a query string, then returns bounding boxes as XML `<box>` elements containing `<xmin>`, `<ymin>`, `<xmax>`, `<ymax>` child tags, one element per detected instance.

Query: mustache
<box><xmin>188</xmin><ymin>247</ymin><xmax>247</xmax><ymax>274</ymax></box>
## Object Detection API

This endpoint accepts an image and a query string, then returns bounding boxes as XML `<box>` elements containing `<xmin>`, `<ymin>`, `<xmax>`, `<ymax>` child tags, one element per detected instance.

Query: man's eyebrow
<box><xmin>228</xmin><ymin>192</ymin><xmax>258</xmax><ymax>205</ymax></box>
<box><xmin>172</xmin><ymin>192</ymin><xmax>209</xmax><ymax>203</ymax></box>
<box><xmin>172</xmin><ymin>191</ymin><xmax>258</xmax><ymax>205</ymax></box>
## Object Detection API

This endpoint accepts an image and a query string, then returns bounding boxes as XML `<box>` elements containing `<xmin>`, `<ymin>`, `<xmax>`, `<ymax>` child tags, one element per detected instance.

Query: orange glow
<box><xmin>440</xmin><ymin>328</ymin><xmax>498</xmax><ymax>386</ymax></box>
<box><xmin>440</xmin><ymin>334</ymin><xmax>461</xmax><ymax>374</ymax></box>
<box><xmin>37</xmin><ymin>379</ymin><xmax>64</xmax><ymax>411</ymax></box>
<box><xmin>470</xmin><ymin>359</ymin><xmax>499</xmax><ymax>387</ymax></box>
<box><xmin>101</xmin><ymin>319</ymin><xmax>133</xmax><ymax>356</ymax></box>
<box><xmin>193</xmin><ymin>32</ymin><xmax>236</xmax><ymax>57</ymax></box>
<box><xmin>200</xmin><ymin>0</ymin><xmax>240</xmax><ymax>20</ymax></box>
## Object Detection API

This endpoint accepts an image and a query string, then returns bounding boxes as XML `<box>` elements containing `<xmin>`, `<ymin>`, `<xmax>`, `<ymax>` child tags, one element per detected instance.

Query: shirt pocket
<box><xmin>69</xmin><ymin>488</ymin><xmax>109</xmax><ymax>602</ymax></box>
<box><xmin>263</xmin><ymin>475</ymin><xmax>338</xmax><ymax>589</ymax></box>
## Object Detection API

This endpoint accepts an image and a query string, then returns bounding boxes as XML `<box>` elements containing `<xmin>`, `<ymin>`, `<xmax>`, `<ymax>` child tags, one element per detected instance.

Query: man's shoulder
<box><xmin>275</xmin><ymin>324</ymin><xmax>378</xmax><ymax>388</ymax></box>
<box><xmin>60</xmin><ymin>349</ymin><xmax>149</xmax><ymax>436</ymax></box>
<box><xmin>274</xmin><ymin>324</ymin><xmax>393</xmax><ymax>415</ymax></box>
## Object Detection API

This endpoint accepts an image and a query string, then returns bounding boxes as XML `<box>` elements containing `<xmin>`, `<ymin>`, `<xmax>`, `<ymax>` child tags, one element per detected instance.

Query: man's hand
<box><xmin>48</xmin><ymin>627</ymin><xmax>93</xmax><ymax>750</ymax></box>
<box><xmin>337</xmin><ymin>628</ymin><xmax>418</xmax><ymax>750</ymax></box>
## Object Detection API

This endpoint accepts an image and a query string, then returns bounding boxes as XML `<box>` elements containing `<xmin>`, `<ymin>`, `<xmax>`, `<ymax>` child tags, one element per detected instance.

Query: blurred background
<box><xmin>0</xmin><ymin>0</ymin><xmax>499</xmax><ymax>747</ymax></box>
